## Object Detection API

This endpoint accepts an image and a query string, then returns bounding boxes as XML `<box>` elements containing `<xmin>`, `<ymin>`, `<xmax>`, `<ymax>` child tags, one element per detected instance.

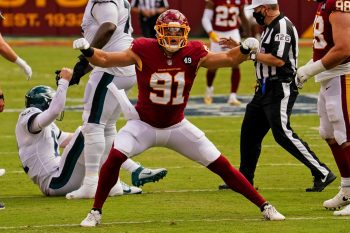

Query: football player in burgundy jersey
<box><xmin>74</xmin><ymin>9</ymin><xmax>285</xmax><ymax>226</ymax></box>
<box><xmin>202</xmin><ymin>0</ymin><xmax>250</xmax><ymax>106</ymax></box>
<box><xmin>296</xmin><ymin>0</ymin><xmax>350</xmax><ymax>215</ymax></box>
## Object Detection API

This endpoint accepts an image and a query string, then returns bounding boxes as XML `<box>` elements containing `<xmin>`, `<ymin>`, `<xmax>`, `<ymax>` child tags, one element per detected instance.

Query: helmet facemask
<box><xmin>155</xmin><ymin>22</ymin><xmax>190</xmax><ymax>52</ymax></box>
<box><xmin>154</xmin><ymin>9</ymin><xmax>191</xmax><ymax>53</ymax></box>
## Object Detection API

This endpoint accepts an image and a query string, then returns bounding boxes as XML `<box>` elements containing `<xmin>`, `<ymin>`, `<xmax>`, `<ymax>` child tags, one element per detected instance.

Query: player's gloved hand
<box><xmin>209</xmin><ymin>31</ymin><xmax>220</xmax><ymax>43</ymax></box>
<box><xmin>55</xmin><ymin>70</ymin><xmax>61</xmax><ymax>86</ymax></box>
<box><xmin>15</xmin><ymin>57</ymin><xmax>32</xmax><ymax>80</ymax></box>
<box><xmin>70</xmin><ymin>55</ymin><xmax>89</xmax><ymax>86</ymax></box>
<box><xmin>295</xmin><ymin>60</ymin><xmax>326</xmax><ymax>89</ymax></box>
<box><xmin>73</xmin><ymin>38</ymin><xmax>94</xmax><ymax>57</ymax></box>
<box><xmin>73</xmin><ymin>38</ymin><xmax>90</xmax><ymax>50</ymax></box>
<box><xmin>240</xmin><ymin>37</ymin><xmax>259</xmax><ymax>55</ymax></box>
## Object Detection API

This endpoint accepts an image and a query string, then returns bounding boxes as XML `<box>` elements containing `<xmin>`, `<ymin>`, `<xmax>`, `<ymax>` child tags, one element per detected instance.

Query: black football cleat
<box><xmin>306</xmin><ymin>171</ymin><xmax>337</xmax><ymax>192</ymax></box>
<box><xmin>0</xmin><ymin>202</ymin><xmax>5</xmax><ymax>210</ymax></box>
<box><xmin>218</xmin><ymin>184</ymin><xmax>230</xmax><ymax>190</ymax></box>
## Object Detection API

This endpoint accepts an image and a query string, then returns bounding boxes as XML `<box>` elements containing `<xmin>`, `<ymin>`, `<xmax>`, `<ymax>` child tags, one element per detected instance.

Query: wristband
<box><xmin>0</xmin><ymin>94</ymin><xmax>4</xmax><ymax>100</ymax></box>
<box><xmin>80</xmin><ymin>47</ymin><xmax>94</xmax><ymax>57</ymax></box>
<box><xmin>305</xmin><ymin>60</ymin><xmax>326</xmax><ymax>76</ymax></box>
<box><xmin>239</xmin><ymin>43</ymin><xmax>251</xmax><ymax>55</ymax></box>
<box><xmin>58</xmin><ymin>78</ymin><xmax>69</xmax><ymax>88</ymax></box>
<box><xmin>15</xmin><ymin>57</ymin><xmax>26</xmax><ymax>67</ymax></box>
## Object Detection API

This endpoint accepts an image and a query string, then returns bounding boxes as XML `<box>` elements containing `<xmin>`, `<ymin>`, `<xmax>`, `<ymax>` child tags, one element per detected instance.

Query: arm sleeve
<box><xmin>92</xmin><ymin>2</ymin><xmax>119</xmax><ymax>25</ymax></box>
<box><xmin>29</xmin><ymin>79</ymin><xmax>69</xmax><ymax>132</ymax></box>
<box><xmin>202</xmin><ymin>9</ymin><xmax>214</xmax><ymax>34</ymax></box>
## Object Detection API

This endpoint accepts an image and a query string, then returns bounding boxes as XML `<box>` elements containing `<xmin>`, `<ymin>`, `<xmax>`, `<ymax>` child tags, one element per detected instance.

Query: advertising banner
<box><xmin>0</xmin><ymin>0</ymin><xmax>317</xmax><ymax>38</ymax></box>
<box><xmin>0</xmin><ymin>0</ymin><xmax>87</xmax><ymax>36</ymax></box>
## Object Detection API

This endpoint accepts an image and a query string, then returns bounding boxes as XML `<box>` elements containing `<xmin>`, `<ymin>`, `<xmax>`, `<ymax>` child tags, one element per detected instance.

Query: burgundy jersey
<box><xmin>313</xmin><ymin>0</ymin><xmax>350</xmax><ymax>63</ymax></box>
<box><xmin>212</xmin><ymin>0</ymin><xmax>246</xmax><ymax>32</ymax></box>
<box><xmin>131</xmin><ymin>38</ymin><xmax>209</xmax><ymax>128</ymax></box>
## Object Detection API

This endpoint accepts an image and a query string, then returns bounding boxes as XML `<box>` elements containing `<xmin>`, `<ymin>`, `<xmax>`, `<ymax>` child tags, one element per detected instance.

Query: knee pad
<box><xmin>82</xmin><ymin>123</ymin><xmax>104</xmax><ymax>136</ymax></box>
<box><xmin>82</xmin><ymin>123</ymin><xmax>105</xmax><ymax>146</ymax></box>
<box><xmin>105</xmin><ymin>124</ymin><xmax>117</xmax><ymax>138</ymax></box>
<box><xmin>100</xmin><ymin>124</ymin><xmax>117</xmax><ymax>167</ymax></box>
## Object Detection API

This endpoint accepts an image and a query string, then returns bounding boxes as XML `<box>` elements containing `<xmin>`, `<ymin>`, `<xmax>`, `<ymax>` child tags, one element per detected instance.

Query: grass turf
<box><xmin>1</xmin><ymin>42</ymin><xmax>346</xmax><ymax>232</ymax></box>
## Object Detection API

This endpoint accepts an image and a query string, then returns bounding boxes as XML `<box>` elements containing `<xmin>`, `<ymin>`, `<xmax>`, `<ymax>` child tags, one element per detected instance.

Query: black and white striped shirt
<box><xmin>255</xmin><ymin>13</ymin><xmax>298</xmax><ymax>81</ymax></box>
<box><xmin>130</xmin><ymin>0</ymin><xmax>169</xmax><ymax>10</ymax></box>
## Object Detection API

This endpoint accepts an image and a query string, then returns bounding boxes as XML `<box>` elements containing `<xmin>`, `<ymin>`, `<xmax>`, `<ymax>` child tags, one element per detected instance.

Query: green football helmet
<box><xmin>25</xmin><ymin>85</ymin><xmax>56</xmax><ymax>111</ymax></box>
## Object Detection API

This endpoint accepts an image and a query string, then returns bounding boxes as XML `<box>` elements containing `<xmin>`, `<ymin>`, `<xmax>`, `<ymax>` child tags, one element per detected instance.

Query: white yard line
<box><xmin>0</xmin><ymin>216</ymin><xmax>349</xmax><ymax>230</ymax></box>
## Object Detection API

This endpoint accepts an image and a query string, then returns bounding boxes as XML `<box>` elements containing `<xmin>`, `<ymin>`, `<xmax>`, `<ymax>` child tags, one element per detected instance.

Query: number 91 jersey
<box><xmin>313</xmin><ymin>0</ymin><xmax>350</xmax><ymax>63</ymax></box>
<box><xmin>212</xmin><ymin>0</ymin><xmax>246</xmax><ymax>32</ymax></box>
<box><xmin>130</xmin><ymin>38</ymin><xmax>209</xmax><ymax>128</ymax></box>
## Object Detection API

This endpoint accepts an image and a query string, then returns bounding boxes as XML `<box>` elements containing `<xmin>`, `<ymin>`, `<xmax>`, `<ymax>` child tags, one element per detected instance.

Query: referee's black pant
<box><xmin>239</xmin><ymin>79</ymin><xmax>331</xmax><ymax>185</ymax></box>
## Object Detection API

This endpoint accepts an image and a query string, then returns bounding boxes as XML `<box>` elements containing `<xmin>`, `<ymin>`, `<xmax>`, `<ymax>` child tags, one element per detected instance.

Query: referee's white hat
<box><xmin>246</xmin><ymin>0</ymin><xmax>278</xmax><ymax>10</ymax></box>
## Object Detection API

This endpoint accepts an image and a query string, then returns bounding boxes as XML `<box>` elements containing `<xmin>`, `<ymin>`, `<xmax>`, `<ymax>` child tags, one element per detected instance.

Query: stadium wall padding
<box><xmin>0</xmin><ymin>0</ymin><xmax>317</xmax><ymax>38</ymax></box>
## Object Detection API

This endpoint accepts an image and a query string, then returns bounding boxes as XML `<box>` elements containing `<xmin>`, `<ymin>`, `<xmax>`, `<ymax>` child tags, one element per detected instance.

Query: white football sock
<box><xmin>121</xmin><ymin>159</ymin><xmax>141</xmax><ymax>173</ymax></box>
<box><xmin>82</xmin><ymin>123</ymin><xmax>105</xmax><ymax>181</ymax></box>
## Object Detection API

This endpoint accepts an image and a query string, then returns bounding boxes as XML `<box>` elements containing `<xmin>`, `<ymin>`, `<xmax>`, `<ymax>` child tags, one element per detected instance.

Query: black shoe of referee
<box><xmin>306</xmin><ymin>171</ymin><xmax>337</xmax><ymax>192</ymax></box>
<box><xmin>0</xmin><ymin>202</ymin><xmax>5</xmax><ymax>210</ymax></box>
<box><xmin>218</xmin><ymin>184</ymin><xmax>230</xmax><ymax>190</ymax></box>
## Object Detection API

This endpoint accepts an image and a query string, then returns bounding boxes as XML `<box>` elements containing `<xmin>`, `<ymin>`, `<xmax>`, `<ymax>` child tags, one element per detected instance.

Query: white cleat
<box><xmin>204</xmin><ymin>86</ymin><xmax>214</xmax><ymax>105</ymax></box>
<box><xmin>66</xmin><ymin>177</ymin><xmax>98</xmax><ymax>199</ymax></box>
<box><xmin>131</xmin><ymin>166</ymin><xmax>167</xmax><ymax>187</ymax></box>
<box><xmin>334</xmin><ymin>204</ymin><xmax>350</xmax><ymax>216</ymax></box>
<box><xmin>262</xmin><ymin>204</ymin><xmax>285</xmax><ymax>221</ymax></box>
<box><xmin>80</xmin><ymin>210</ymin><xmax>101</xmax><ymax>227</ymax></box>
<box><xmin>323</xmin><ymin>187</ymin><xmax>350</xmax><ymax>210</ymax></box>
<box><xmin>227</xmin><ymin>93</ymin><xmax>241</xmax><ymax>106</ymax></box>
<box><xmin>121</xmin><ymin>181</ymin><xmax>142</xmax><ymax>195</ymax></box>
<box><xmin>109</xmin><ymin>179</ymin><xmax>124</xmax><ymax>197</ymax></box>
<box><xmin>66</xmin><ymin>184</ymin><xmax>97</xmax><ymax>199</ymax></box>
<box><xmin>0</xmin><ymin>168</ymin><xmax>5</xmax><ymax>177</ymax></box>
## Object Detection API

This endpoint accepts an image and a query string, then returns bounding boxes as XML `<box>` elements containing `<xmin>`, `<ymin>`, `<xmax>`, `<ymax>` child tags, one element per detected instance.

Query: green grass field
<box><xmin>1</xmin><ymin>41</ymin><xmax>348</xmax><ymax>232</ymax></box>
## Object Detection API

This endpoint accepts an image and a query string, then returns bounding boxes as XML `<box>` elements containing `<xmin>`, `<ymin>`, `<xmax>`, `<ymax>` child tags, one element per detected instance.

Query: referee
<box><xmin>238</xmin><ymin>0</ymin><xmax>336</xmax><ymax>192</ymax></box>
<box><xmin>130</xmin><ymin>0</ymin><xmax>169</xmax><ymax>38</ymax></box>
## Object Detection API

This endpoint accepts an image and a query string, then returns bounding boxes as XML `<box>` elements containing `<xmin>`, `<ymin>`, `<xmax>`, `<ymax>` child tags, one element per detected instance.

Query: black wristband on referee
<box><xmin>0</xmin><ymin>94</ymin><xmax>4</xmax><ymax>100</ymax></box>
<box><xmin>239</xmin><ymin>43</ymin><xmax>251</xmax><ymax>55</ymax></box>
<box><xmin>80</xmin><ymin>47</ymin><xmax>94</xmax><ymax>57</ymax></box>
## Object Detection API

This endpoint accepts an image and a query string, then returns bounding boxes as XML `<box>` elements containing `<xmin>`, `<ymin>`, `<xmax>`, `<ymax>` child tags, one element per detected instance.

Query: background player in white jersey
<box><xmin>296</xmin><ymin>0</ymin><xmax>350</xmax><ymax>215</ymax></box>
<box><xmin>15</xmin><ymin>68</ymin><xmax>149</xmax><ymax>197</ymax></box>
<box><xmin>202</xmin><ymin>0</ymin><xmax>250</xmax><ymax>106</ymax></box>
<box><xmin>66</xmin><ymin>0</ymin><xmax>167</xmax><ymax>199</ymax></box>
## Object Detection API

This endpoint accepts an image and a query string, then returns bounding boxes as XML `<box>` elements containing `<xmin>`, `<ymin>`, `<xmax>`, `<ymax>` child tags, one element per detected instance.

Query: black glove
<box><xmin>55</xmin><ymin>70</ymin><xmax>61</xmax><ymax>86</ymax></box>
<box><xmin>70</xmin><ymin>55</ymin><xmax>89</xmax><ymax>86</ymax></box>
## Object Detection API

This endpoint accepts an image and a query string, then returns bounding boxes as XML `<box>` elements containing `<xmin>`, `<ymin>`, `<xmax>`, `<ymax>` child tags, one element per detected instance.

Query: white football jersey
<box><xmin>82</xmin><ymin>0</ymin><xmax>135</xmax><ymax>77</ymax></box>
<box><xmin>16</xmin><ymin>107</ymin><xmax>61</xmax><ymax>193</ymax></box>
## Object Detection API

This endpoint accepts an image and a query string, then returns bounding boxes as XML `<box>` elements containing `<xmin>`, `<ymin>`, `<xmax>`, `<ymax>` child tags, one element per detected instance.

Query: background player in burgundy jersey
<box><xmin>202</xmin><ymin>0</ymin><xmax>250</xmax><ymax>106</ymax></box>
<box><xmin>73</xmin><ymin>9</ymin><xmax>285</xmax><ymax>226</ymax></box>
<box><xmin>296</xmin><ymin>0</ymin><xmax>350</xmax><ymax>215</ymax></box>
